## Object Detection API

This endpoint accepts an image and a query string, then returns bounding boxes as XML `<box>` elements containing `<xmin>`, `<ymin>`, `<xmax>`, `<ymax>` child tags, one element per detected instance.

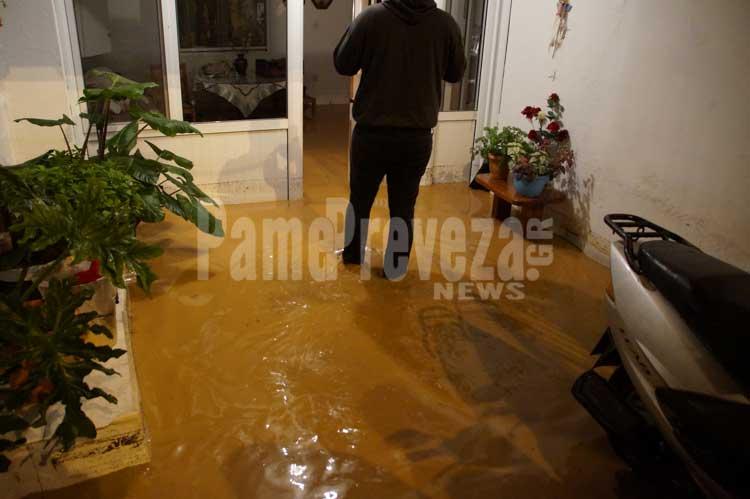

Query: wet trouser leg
<box><xmin>343</xmin><ymin>125</ymin><xmax>432</xmax><ymax>276</ymax></box>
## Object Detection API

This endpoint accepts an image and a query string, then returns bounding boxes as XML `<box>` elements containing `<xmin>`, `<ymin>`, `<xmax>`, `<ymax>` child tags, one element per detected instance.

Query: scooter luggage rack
<box><xmin>604</xmin><ymin>214</ymin><xmax>698</xmax><ymax>273</ymax></box>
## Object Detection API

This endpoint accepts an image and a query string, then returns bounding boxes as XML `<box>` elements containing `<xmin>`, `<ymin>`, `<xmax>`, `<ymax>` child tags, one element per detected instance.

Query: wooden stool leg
<box><xmin>491</xmin><ymin>194</ymin><xmax>512</xmax><ymax>221</ymax></box>
<box><xmin>518</xmin><ymin>205</ymin><xmax>545</xmax><ymax>237</ymax></box>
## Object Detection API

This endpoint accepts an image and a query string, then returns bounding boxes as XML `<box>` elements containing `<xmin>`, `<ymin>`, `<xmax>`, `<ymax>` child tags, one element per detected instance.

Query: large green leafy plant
<box><xmin>0</xmin><ymin>72</ymin><xmax>223</xmax><ymax>471</ymax></box>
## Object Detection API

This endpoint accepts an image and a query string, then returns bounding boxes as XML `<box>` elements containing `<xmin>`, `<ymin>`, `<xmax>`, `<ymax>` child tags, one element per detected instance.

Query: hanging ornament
<box><xmin>282</xmin><ymin>0</ymin><xmax>335</xmax><ymax>9</ymax></box>
<box><xmin>550</xmin><ymin>0</ymin><xmax>572</xmax><ymax>58</ymax></box>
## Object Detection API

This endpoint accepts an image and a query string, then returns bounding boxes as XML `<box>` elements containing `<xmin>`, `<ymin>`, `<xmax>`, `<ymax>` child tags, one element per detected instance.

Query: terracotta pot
<box><xmin>488</xmin><ymin>154</ymin><xmax>509</xmax><ymax>181</ymax></box>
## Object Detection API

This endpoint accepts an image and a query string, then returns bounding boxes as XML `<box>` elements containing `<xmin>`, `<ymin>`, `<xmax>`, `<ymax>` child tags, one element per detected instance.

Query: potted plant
<box><xmin>0</xmin><ymin>73</ymin><xmax>223</xmax><ymax>472</ymax></box>
<box><xmin>507</xmin><ymin>93</ymin><xmax>575</xmax><ymax>197</ymax></box>
<box><xmin>473</xmin><ymin>126</ymin><xmax>525</xmax><ymax>180</ymax></box>
<box><xmin>0</xmin><ymin>157</ymin><xmax>160</xmax><ymax>472</ymax></box>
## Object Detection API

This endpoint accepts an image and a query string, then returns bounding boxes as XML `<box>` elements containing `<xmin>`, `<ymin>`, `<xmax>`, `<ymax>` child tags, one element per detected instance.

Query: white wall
<box><xmin>498</xmin><ymin>0</ymin><xmax>750</xmax><ymax>269</ymax></box>
<box><xmin>0</xmin><ymin>0</ymin><xmax>70</xmax><ymax>163</ymax></box>
<box><xmin>303</xmin><ymin>0</ymin><xmax>351</xmax><ymax>105</ymax></box>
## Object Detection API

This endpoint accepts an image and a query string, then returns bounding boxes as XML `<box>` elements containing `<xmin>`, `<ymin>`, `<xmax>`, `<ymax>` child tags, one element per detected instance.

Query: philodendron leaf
<box><xmin>157</xmin><ymin>192</ymin><xmax>224</xmax><ymax>237</ymax></box>
<box><xmin>79</xmin><ymin>71</ymin><xmax>158</xmax><ymax>103</ymax></box>
<box><xmin>144</xmin><ymin>141</ymin><xmax>194</xmax><ymax>169</ymax></box>
<box><xmin>135</xmin><ymin>110</ymin><xmax>202</xmax><ymax>137</ymax></box>
<box><xmin>111</xmin><ymin>155</ymin><xmax>163</xmax><ymax>185</ymax></box>
<box><xmin>106</xmin><ymin>121</ymin><xmax>140</xmax><ymax>155</ymax></box>
<box><xmin>0</xmin><ymin>453</ymin><xmax>11</xmax><ymax>473</ymax></box>
<box><xmin>193</xmin><ymin>199</ymin><xmax>224</xmax><ymax>237</ymax></box>
<box><xmin>54</xmin><ymin>406</ymin><xmax>97</xmax><ymax>451</ymax></box>
<box><xmin>138</xmin><ymin>188</ymin><xmax>166</xmax><ymax>223</ymax></box>
<box><xmin>14</xmin><ymin>115</ymin><xmax>75</xmax><ymax>127</ymax></box>
<box><xmin>129</xmin><ymin>259</ymin><xmax>159</xmax><ymax>294</ymax></box>
<box><xmin>0</xmin><ymin>415</ymin><xmax>30</xmax><ymax>434</ymax></box>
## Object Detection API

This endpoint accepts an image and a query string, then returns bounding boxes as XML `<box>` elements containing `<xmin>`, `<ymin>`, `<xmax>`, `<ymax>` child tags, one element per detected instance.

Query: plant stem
<box><xmin>136</xmin><ymin>123</ymin><xmax>149</xmax><ymax>138</ymax></box>
<box><xmin>97</xmin><ymin>99</ymin><xmax>111</xmax><ymax>160</ymax></box>
<box><xmin>80</xmin><ymin>121</ymin><xmax>94</xmax><ymax>160</ymax></box>
<box><xmin>59</xmin><ymin>125</ymin><xmax>72</xmax><ymax>157</ymax></box>
<box><xmin>16</xmin><ymin>264</ymin><xmax>29</xmax><ymax>288</ymax></box>
<box><xmin>20</xmin><ymin>252</ymin><xmax>67</xmax><ymax>303</ymax></box>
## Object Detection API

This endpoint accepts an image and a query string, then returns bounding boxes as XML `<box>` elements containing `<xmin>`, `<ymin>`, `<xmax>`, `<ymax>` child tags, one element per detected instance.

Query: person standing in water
<box><xmin>334</xmin><ymin>0</ymin><xmax>466</xmax><ymax>280</ymax></box>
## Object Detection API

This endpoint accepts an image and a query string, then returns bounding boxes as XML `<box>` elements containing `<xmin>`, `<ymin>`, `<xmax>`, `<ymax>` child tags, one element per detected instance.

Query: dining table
<box><xmin>194</xmin><ymin>73</ymin><xmax>287</xmax><ymax>118</ymax></box>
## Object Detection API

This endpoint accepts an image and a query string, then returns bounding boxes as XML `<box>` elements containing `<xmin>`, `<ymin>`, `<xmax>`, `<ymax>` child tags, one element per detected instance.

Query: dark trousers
<box><xmin>343</xmin><ymin>125</ymin><xmax>433</xmax><ymax>278</ymax></box>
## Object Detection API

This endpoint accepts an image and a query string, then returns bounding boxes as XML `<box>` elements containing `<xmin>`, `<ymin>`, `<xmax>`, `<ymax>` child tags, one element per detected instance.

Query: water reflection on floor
<box><xmin>37</xmin><ymin>107</ymin><xmax>651</xmax><ymax>499</ymax></box>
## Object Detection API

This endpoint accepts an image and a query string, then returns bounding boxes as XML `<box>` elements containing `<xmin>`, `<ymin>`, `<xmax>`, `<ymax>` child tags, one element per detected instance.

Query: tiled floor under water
<box><xmin>38</xmin><ymin>107</ymin><xmax>658</xmax><ymax>498</ymax></box>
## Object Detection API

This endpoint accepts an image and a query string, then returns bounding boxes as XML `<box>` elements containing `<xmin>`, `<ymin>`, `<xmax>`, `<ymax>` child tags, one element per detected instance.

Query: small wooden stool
<box><xmin>474</xmin><ymin>174</ymin><xmax>565</xmax><ymax>236</ymax></box>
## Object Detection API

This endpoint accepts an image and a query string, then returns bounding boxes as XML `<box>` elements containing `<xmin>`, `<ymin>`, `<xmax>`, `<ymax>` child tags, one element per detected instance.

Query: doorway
<box><xmin>301</xmin><ymin>0</ymin><xmax>356</xmax><ymax>202</ymax></box>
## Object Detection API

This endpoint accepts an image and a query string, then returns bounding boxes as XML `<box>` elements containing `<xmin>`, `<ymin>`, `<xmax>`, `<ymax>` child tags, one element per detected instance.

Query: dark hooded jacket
<box><xmin>334</xmin><ymin>0</ymin><xmax>466</xmax><ymax>129</ymax></box>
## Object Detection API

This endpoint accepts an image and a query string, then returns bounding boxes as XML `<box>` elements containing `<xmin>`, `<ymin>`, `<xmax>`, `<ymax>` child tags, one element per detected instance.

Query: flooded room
<box><xmin>1</xmin><ymin>1</ymin><xmax>748</xmax><ymax>498</ymax></box>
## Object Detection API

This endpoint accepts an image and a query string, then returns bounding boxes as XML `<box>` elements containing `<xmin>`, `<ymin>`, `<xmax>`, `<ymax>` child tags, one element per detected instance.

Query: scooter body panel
<box><xmin>609</xmin><ymin>242</ymin><xmax>745</xmax><ymax>400</ymax></box>
<box><xmin>607</xmin><ymin>241</ymin><xmax>749</xmax><ymax>498</ymax></box>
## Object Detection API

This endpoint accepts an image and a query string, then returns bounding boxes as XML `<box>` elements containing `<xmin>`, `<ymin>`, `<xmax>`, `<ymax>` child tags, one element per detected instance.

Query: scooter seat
<box><xmin>638</xmin><ymin>240</ymin><xmax>750</xmax><ymax>389</ymax></box>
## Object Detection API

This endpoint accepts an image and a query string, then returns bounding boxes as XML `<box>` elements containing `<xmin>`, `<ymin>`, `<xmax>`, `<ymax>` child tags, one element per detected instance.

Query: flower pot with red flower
<box><xmin>508</xmin><ymin>94</ymin><xmax>576</xmax><ymax>197</ymax></box>
<box><xmin>473</xmin><ymin>126</ymin><xmax>525</xmax><ymax>181</ymax></box>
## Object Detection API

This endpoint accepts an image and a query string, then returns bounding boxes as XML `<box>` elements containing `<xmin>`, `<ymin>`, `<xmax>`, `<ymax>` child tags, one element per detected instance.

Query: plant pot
<box><xmin>488</xmin><ymin>154</ymin><xmax>509</xmax><ymax>181</ymax></box>
<box><xmin>513</xmin><ymin>175</ymin><xmax>550</xmax><ymax>198</ymax></box>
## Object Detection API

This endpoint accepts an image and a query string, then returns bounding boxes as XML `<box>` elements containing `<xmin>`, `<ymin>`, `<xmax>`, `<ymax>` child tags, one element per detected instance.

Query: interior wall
<box><xmin>498</xmin><ymin>0</ymin><xmax>750</xmax><ymax>269</ymax></box>
<box><xmin>179</xmin><ymin>0</ymin><xmax>288</xmax><ymax>84</ymax></box>
<box><xmin>80</xmin><ymin>0</ymin><xmax>163</xmax><ymax>83</ymax></box>
<box><xmin>303</xmin><ymin>0</ymin><xmax>351</xmax><ymax>105</ymax></box>
<box><xmin>0</xmin><ymin>0</ymin><xmax>70</xmax><ymax>163</ymax></box>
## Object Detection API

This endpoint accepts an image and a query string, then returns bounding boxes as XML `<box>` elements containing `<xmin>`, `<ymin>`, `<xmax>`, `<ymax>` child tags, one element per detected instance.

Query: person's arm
<box><xmin>334</xmin><ymin>13</ymin><xmax>367</xmax><ymax>76</ymax></box>
<box><xmin>444</xmin><ymin>20</ymin><xmax>467</xmax><ymax>83</ymax></box>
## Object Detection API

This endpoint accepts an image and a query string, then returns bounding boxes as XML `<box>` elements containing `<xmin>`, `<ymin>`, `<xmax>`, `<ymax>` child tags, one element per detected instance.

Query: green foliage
<box><xmin>0</xmin><ymin>279</ymin><xmax>124</xmax><ymax>461</ymax></box>
<box><xmin>473</xmin><ymin>126</ymin><xmax>526</xmax><ymax>160</ymax></box>
<box><xmin>133</xmin><ymin>109</ymin><xmax>203</xmax><ymax>137</ymax></box>
<box><xmin>0</xmin><ymin>160</ymin><xmax>163</xmax><ymax>291</ymax></box>
<box><xmin>74</xmin><ymin>70</ymin><xmax>222</xmax><ymax>236</ymax></box>
<box><xmin>145</xmin><ymin>140</ymin><xmax>193</xmax><ymax>169</ymax></box>
<box><xmin>14</xmin><ymin>115</ymin><xmax>75</xmax><ymax>128</ymax></box>
<box><xmin>0</xmin><ymin>70</ymin><xmax>223</xmax><ymax>470</ymax></box>
<box><xmin>78</xmin><ymin>71</ymin><xmax>157</xmax><ymax>104</ymax></box>
<box><xmin>506</xmin><ymin>140</ymin><xmax>552</xmax><ymax>181</ymax></box>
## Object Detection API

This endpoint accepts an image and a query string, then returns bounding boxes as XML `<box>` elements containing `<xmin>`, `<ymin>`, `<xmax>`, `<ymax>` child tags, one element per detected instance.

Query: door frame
<box><xmin>471</xmin><ymin>0</ymin><xmax>511</xmax><ymax>178</ymax></box>
<box><xmin>52</xmin><ymin>0</ymin><xmax>507</xmax><ymax>198</ymax></box>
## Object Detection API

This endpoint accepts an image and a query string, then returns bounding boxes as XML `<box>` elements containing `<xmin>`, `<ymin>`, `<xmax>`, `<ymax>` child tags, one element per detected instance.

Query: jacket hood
<box><xmin>382</xmin><ymin>0</ymin><xmax>437</xmax><ymax>25</ymax></box>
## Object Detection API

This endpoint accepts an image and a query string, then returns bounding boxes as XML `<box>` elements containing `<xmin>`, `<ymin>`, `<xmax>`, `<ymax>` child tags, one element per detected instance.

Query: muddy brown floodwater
<box><xmin>34</xmin><ymin>109</ymin><xmax>657</xmax><ymax>499</ymax></box>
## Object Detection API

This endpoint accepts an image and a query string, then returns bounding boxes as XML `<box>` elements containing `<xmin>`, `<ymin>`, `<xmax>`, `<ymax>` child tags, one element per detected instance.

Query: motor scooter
<box><xmin>573</xmin><ymin>214</ymin><xmax>750</xmax><ymax>498</ymax></box>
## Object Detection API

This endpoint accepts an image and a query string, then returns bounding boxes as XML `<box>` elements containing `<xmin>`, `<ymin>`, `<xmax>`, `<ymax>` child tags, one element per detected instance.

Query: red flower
<box><xmin>556</xmin><ymin>129</ymin><xmax>570</xmax><ymax>141</ymax></box>
<box><xmin>547</xmin><ymin>121</ymin><xmax>561</xmax><ymax>133</ymax></box>
<box><xmin>549</xmin><ymin>93</ymin><xmax>560</xmax><ymax>102</ymax></box>
<box><xmin>528</xmin><ymin>130</ymin><xmax>541</xmax><ymax>142</ymax></box>
<box><xmin>29</xmin><ymin>378</ymin><xmax>55</xmax><ymax>403</ymax></box>
<box><xmin>522</xmin><ymin>106</ymin><xmax>542</xmax><ymax>120</ymax></box>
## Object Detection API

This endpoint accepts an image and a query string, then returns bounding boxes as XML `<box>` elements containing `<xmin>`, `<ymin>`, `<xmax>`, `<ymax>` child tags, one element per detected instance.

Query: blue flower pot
<box><xmin>513</xmin><ymin>175</ymin><xmax>550</xmax><ymax>198</ymax></box>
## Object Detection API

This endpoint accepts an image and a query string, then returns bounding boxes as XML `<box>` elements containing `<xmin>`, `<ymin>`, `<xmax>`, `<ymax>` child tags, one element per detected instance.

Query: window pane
<box><xmin>73</xmin><ymin>0</ymin><xmax>167</xmax><ymax>122</ymax></box>
<box><xmin>176</xmin><ymin>0</ymin><xmax>287</xmax><ymax>123</ymax></box>
<box><xmin>442</xmin><ymin>0</ymin><xmax>486</xmax><ymax>112</ymax></box>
